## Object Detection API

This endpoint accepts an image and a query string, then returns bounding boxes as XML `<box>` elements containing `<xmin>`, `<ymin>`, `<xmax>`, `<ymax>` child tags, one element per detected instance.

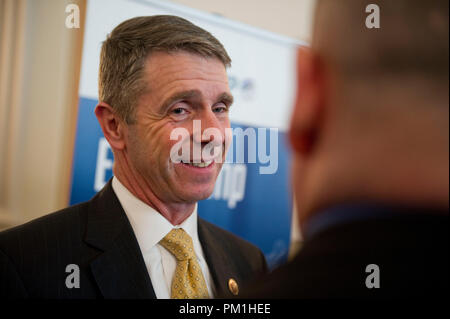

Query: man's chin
<box><xmin>178</xmin><ymin>186</ymin><xmax>215</xmax><ymax>203</ymax></box>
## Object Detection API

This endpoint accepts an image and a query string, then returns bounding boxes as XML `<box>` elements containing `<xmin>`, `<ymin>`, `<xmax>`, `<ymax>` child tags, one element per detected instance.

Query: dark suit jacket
<box><xmin>0</xmin><ymin>181</ymin><xmax>267</xmax><ymax>298</ymax></box>
<box><xmin>241</xmin><ymin>206</ymin><xmax>448</xmax><ymax>298</ymax></box>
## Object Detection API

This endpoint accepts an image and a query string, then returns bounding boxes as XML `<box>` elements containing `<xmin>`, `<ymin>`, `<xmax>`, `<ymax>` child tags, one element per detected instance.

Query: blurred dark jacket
<box><xmin>240</xmin><ymin>205</ymin><xmax>448</xmax><ymax>298</ymax></box>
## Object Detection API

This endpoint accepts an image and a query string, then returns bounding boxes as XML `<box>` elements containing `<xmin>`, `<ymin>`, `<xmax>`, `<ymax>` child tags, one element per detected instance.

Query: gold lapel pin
<box><xmin>228</xmin><ymin>278</ymin><xmax>239</xmax><ymax>296</ymax></box>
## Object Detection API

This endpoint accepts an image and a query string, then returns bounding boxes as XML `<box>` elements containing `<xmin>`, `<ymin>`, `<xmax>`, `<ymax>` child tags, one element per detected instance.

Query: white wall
<box><xmin>170</xmin><ymin>0</ymin><xmax>316</xmax><ymax>42</ymax></box>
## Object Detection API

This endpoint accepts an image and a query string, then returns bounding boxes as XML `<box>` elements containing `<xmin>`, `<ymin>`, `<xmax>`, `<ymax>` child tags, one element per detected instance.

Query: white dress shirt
<box><xmin>111</xmin><ymin>176</ymin><xmax>215</xmax><ymax>299</ymax></box>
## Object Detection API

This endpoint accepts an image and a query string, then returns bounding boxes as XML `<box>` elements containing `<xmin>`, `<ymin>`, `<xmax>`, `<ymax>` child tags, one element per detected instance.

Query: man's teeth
<box><xmin>182</xmin><ymin>161</ymin><xmax>213</xmax><ymax>167</ymax></box>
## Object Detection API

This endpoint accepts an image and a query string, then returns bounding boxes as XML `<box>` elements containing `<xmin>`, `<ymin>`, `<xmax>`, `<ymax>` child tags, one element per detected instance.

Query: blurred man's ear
<box><xmin>289</xmin><ymin>47</ymin><xmax>325</xmax><ymax>157</ymax></box>
<box><xmin>95</xmin><ymin>102</ymin><xmax>126</xmax><ymax>150</ymax></box>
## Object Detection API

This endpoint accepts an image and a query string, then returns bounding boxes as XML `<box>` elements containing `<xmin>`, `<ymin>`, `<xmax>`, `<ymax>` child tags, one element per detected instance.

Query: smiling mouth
<box><xmin>181</xmin><ymin>160</ymin><xmax>214</xmax><ymax>168</ymax></box>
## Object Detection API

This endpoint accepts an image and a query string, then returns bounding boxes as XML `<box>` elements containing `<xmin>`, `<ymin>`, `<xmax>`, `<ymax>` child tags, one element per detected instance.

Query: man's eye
<box><xmin>213</xmin><ymin>105</ymin><xmax>228</xmax><ymax>113</ymax></box>
<box><xmin>172</xmin><ymin>108</ymin><xmax>187</xmax><ymax>115</ymax></box>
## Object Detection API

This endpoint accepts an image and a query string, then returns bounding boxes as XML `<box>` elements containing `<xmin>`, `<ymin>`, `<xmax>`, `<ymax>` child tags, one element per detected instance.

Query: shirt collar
<box><xmin>111</xmin><ymin>176</ymin><xmax>199</xmax><ymax>254</ymax></box>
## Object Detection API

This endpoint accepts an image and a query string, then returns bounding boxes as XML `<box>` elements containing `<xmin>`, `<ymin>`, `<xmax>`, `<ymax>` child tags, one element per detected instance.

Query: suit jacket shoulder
<box><xmin>0</xmin><ymin>182</ymin><xmax>153</xmax><ymax>299</ymax></box>
<box><xmin>241</xmin><ymin>210</ymin><xmax>449</xmax><ymax>299</ymax></box>
<box><xmin>0</xmin><ymin>201</ymin><xmax>97</xmax><ymax>298</ymax></box>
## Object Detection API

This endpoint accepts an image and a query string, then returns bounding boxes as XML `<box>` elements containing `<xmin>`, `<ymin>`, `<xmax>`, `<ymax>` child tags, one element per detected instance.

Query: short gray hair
<box><xmin>99</xmin><ymin>15</ymin><xmax>231</xmax><ymax>123</ymax></box>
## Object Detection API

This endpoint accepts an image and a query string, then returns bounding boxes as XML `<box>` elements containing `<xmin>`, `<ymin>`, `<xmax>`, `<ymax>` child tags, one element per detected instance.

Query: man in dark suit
<box><xmin>242</xmin><ymin>0</ymin><xmax>448</xmax><ymax>298</ymax></box>
<box><xmin>0</xmin><ymin>15</ymin><xmax>267</xmax><ymax>299</ymax></box>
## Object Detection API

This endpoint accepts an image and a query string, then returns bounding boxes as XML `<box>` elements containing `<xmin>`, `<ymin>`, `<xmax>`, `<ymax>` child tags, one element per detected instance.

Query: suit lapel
<box><xmin>84</xmin><ymin>180</ymin><xmax>156</xmax><ymax>299</ymax></box>
<box><xmin>198</xmin><ymin>219</ymin><xmax>236</xmax><ymax>298</ymax></box>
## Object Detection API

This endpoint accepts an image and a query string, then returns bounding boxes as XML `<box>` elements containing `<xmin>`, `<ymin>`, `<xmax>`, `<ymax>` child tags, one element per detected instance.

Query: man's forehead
<box><xmin>145</xmin><ymin>53</ymin><xmax>229</xmax><ymax>88</ymax></box>
<box><xmin>147</xmin><ymin>74</ymin><xmax>231</xmax><ymax>101</ymax></box>
<box><xmin>144</xmin><ymin>51</ymin><xmax>228</xmax><ymax>79</ymax></box>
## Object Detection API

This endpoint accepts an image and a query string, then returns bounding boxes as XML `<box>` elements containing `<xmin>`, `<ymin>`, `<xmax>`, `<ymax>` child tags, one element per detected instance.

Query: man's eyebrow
<box><xmin>159</xmin><ymin>90</ymin><xmax>234</xmax><ymax>112</ymax></box>
<box><xmin>160</xmin><ymin>90</ymin><xmax>201</xmax><ymax>112</ymax></box>
<box><xmin>217</xmin><ymin>92</ymin><xmax>234</xmax><ymax>107</ymax></box>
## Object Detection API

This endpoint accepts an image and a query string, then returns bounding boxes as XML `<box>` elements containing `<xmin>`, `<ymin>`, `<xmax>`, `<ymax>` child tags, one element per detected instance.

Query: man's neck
<box><xmin>306</xmin><ymin>156</ymin><xmax>448</xmax><ymax>226</ymax></box>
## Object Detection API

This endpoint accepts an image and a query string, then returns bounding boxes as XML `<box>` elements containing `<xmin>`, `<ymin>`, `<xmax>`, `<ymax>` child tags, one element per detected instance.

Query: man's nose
<box><xmin>193</xmin><ymin>109</ymin><xmax>223</xmax><ymax>145</ymax></box>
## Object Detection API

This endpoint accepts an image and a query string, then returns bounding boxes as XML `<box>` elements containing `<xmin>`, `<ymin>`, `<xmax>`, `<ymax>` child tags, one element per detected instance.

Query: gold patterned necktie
<box><xmin>159</xmin><ymin>228</ymin><xmax>209</xmax><ymax>299</ymax></box>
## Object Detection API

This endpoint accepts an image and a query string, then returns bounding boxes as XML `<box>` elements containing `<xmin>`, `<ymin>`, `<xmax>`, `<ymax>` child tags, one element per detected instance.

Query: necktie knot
<box><xmin>160</xmin><ymin>228</ymin><xmax>196</xmax><ymax>261</ymax></box>
<box><xmin>159</xmin><ymin>228</ymin><xmax>209</xmax><ymax>299</ymax></box>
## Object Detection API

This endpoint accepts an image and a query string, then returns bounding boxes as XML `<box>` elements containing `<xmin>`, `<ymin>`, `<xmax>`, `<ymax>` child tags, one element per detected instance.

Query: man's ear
<box><xmin>94</xmin><ymin>102</ymin><xmax>126</xmax><ymax>150</ymax></box>
<box><xmin>289</xmin><ymin>47</ymin><xmax>325</xmax><ymax>157</ymax></box>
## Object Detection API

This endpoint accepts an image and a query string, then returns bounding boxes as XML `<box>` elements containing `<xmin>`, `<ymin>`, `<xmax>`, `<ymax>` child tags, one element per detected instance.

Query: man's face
<box><xmin>125</xmin><ymin>51</ymin><xmax>232</xmax><ymax>205</ymax></box>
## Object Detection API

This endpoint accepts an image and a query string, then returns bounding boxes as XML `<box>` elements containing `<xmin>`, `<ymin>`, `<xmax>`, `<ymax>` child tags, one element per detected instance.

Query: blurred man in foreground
<box><xmin>243</xmin><ymin>0</ymin><xmax>448</xmax><ymax>298</ymax></box>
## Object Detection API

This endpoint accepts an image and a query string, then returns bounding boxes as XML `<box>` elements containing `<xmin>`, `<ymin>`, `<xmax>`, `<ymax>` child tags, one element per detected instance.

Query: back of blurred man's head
<box><xmin>290</xmin><ymin>0</ymin><xmax>449</xmax><ymax>228</ymax></box>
